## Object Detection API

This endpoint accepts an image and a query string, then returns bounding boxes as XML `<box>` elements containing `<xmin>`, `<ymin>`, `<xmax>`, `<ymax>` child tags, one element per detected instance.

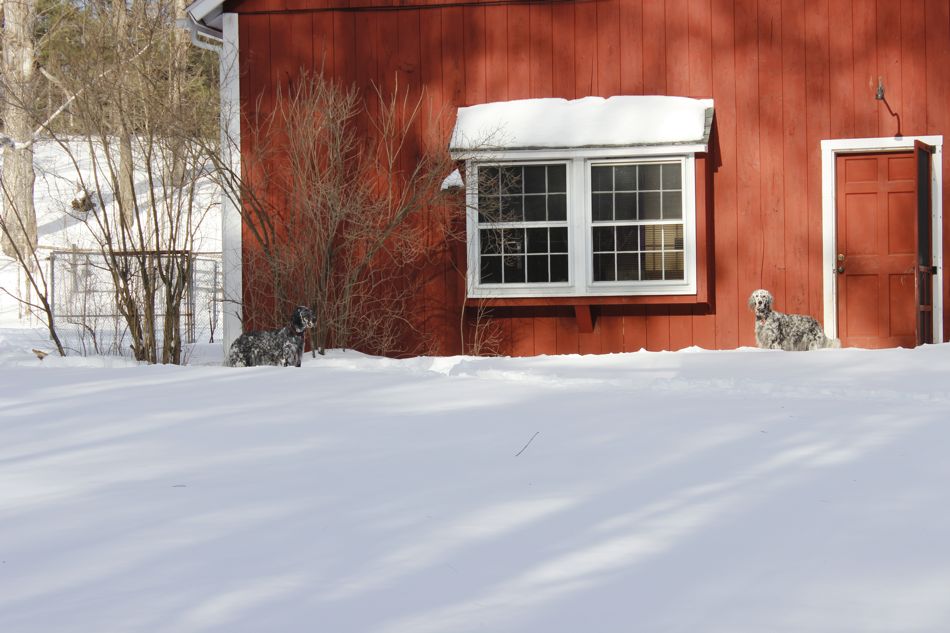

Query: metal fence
<box><xmin>48</xmin><ymin>248</ymin><xmax>222</xmax><ymax>357</ymax></box>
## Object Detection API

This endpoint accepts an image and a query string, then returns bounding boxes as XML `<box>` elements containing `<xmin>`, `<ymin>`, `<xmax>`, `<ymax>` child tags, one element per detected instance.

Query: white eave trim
<box><xmin>186</xmin><ymin>0</ymin><xmax>226</xmax><ymax>32</ymax></box>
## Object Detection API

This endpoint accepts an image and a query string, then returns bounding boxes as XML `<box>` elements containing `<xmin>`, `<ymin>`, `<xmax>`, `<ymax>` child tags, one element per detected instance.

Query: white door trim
<box><xmin>821</xmin><ymin>135</ymin><xmax>944</xmax><ymax>343</ymax></box>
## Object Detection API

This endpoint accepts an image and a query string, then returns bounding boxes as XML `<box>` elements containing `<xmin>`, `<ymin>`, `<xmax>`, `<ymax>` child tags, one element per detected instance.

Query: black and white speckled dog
<box><xmin>225</xmin><ymin>306</ymin><xmax>316</xmax><ymax>367</ymax></box>
<box><xmin>748</xmin><ymin>289</ymin><xmax>839</xmax><ymax>351</ymax></box>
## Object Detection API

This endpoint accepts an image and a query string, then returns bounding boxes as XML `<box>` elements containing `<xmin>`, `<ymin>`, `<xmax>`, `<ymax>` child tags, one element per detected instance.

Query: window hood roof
<box><xmin>450</xmin><ymin>96</ymin><xmax>714</xmax><ymax>154</ymax></box>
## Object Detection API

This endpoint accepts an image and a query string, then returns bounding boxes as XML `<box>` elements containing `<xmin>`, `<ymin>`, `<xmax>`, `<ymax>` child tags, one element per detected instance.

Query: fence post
<box><xmin>49</xmin><ymin>251</ymin><xmax>57</xmax><ymax>326</ymax></box>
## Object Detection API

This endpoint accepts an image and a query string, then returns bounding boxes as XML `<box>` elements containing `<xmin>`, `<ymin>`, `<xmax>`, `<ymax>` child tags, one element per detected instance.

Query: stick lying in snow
<box><xmin>515</xmin><ymin>432</ymin><xmax>540</xmax><ymax>457</ymax></box>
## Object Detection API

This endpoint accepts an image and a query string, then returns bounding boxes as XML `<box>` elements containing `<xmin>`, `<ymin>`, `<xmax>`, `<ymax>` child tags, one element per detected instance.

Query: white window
<box><xmin>465</xmin><ymin>151</ymin><xmax>697</xmax><ymax>298</ymax></box>
<box><xmin>451</xmin><ymin>95</ymin><xmax>712</xmax><ymax>300</ymax></box>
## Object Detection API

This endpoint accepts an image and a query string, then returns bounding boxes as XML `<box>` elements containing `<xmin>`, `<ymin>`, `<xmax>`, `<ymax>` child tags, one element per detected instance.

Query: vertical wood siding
<box><xmin>233</xmin><ymin>0</ymin><xmax>950</xmax><ymax>354</ymax></box>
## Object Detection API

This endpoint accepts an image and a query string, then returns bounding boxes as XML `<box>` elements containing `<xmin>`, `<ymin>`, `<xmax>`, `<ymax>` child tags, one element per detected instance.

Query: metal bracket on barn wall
<box><xmin>574</xmin><ymin>305</ymin><xmax>596</xmax><ymax>334</ymax></box>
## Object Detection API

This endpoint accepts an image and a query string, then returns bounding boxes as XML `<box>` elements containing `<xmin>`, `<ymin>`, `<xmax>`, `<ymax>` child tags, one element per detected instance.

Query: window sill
<box><xmin>464</xmin><ymin>293</ymin><xmax>707</xmax><ymax>308</ymax></box>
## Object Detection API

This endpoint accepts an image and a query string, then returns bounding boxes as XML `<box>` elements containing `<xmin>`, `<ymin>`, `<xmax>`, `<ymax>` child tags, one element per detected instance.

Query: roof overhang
<box><xmin>450</xmin><ymin>96</ymin><xmax>714</xmax><ymax>158</ymax></box>
<box><xmin>185</xmin><ymin>0</ymin><xmax>226</xmax><ymax>34</ymax></box>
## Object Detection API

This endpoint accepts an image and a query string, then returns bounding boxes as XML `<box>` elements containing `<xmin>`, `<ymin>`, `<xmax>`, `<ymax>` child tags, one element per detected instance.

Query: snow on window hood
<box><xmin>450</xmin><ymin>96</ymin><xmax>714</xmax><ymax>153</ymax></box>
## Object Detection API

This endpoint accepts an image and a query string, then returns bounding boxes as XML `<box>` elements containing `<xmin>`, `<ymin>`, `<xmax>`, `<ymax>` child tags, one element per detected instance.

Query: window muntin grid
<box><xmin>590</xmin><ymin>161</ymin><xmax>685</xmax><ymax>283</ymax></box>
<box><xmin>476</xmin><ymin>164</ymin><xmax>570</xmax><ymax>285</ymax></box>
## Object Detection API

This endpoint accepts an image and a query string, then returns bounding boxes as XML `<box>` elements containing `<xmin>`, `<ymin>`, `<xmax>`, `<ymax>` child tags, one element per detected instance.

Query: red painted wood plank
<box><xmin>666</xmin><ymin>0</ymin><xmax>690</xmax><ymax>95</ymax></box>
<box><xmin>599</xmin><ymin>308</ymin><xmax>624</xmax><ymax>352</ymax></box>
<box><xmin>313</xmin><ymin>11</ymin><xmax>334</xmax><ymax>79</ymax></box>
<box><xmin>710</xmin><ymin>0</ymin><xmax>739</xmax><ymax>349</ymax></box>
<box><xmin>734</xmin><ymin>0</ymin><xmax>762</xmax><ymax>347</ymax></box>
<box><xmin>396</xmin><ymin>11</ymin><xmax>425</xmax><ymax>346</ymax></box>
<box><xmin>900</xmin><ymin>0</ymin><xmax>927</xmax><ymax>135</ymax></box>
<box><xmin>555</xmin><ymin>314</ymin><xmax>579</xmax><ymax>354</ymax></box>
<box><xmin>507</xmin><ymin>4</ymin><xmax>530</xmax><ymax>100</ymax></box>
<box><xmin>484</xmin><ymin>6</ymin><xmax>508</xmax><ymax>101</ymax></box>
<box><xmin>757</xmin><ymin>0</ymin><xmax>786</xmax><ymax>308</ymax></box>
<box><xmin>510</xmin><ymin>317</ymin><xmax>535</xmax><ymax>356</ymax></box>
<box><xmin>646</xmin><ymin>307</ymin><xmax>670</xmax><ymax>351</ymax></box>
<box><xmin>574</xmin><ymin>0</ymin><xmax>597</xmax><ymax>96</ymax></box>
<box><xmin>622</xmin><ymin>312</ymin><xmax>647</xmax><ymax>352</ymax></box>
<box><xmin>578</xmin><ymin>327</ymin><xmax>602</xmax><ymax>355</ymax></box>
<box><xmin>828</xmin><ymin>0</ymin><xmax>854</xmax><ymax>138</ymax></box>
<box><xmin>441</xmin><ymin>7</ymin><xmax>465</xmax><ymax>354</ymax></box>
<box><xmin>551</xmin><ymin>1</ymin><xmax>575</xmax><ymax>99</ymax></box>
<box><xmin>876</xmin><ymin>0</ymin><xmax>902</xmax><ymax>137</ymax></box>
<box><xmin>529</xmin><ymin>2</ymin><xmax>553</xmax><ymax>98</ymax></box>
<box><xmin>533</xmin><ymin>316</ymin><xmax>557</xmax><ymax>354</ymax></box>
<box><xmin>419</xmin><ymin>8</ymin><xmax>444</xmax><ymax>350</ymax></box>
<box><xmin>669</xmin><ymin>313</ymin><xmax>693</xmax><ymax>350</ymax></box>
<box><xmin>851</xmin><ymin>0</ymin><xmax>877</xmax><ymax>137</ymax></box>
<box><xmin>641</xmin><ymin>0</ymin><xmax>666</xmax><ymax>93</ymax></box>
<box><xmin>619</xmin><ymin>0</ymin><xmax>643</xmax><ymax>95</ymax></box>
<box><xmin>782</xmin><ymin>0</ymin><xmax>808</xmax><ymax>315</ymax></box>
<box><xmin>376</xmin><ymin>12</ymin><xmax>399</xmax><ymax>98</ymax></box>
<box><xmin>463</xmin><ymin>5</ymin><xmax>487</xmax><ymax>105</ymax></box>
<box><xmin>804</xmin><ymin>0</ymin><xmax>831</xmax><ymax>322</ymax></box>
<box><xmin>332</xmin><ymin>12</ymin><xmax>354</xmax><ymax>87</ymax></box>
<box><xmin>688</xmin><ymin>0</ymin><xmax>712</xmax><ymax>97</ymax></box>
<box><xmin>596</xmin><ymin>0</ymin><xmax>621</xmax><ymax>96</ymax></box>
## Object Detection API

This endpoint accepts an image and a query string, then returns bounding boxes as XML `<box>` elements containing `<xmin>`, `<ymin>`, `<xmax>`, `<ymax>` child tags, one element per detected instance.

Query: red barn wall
<box><xmin>227</xmin><ymin>0</ymin><xmax>950</xmax><ymax>355</ymax></box>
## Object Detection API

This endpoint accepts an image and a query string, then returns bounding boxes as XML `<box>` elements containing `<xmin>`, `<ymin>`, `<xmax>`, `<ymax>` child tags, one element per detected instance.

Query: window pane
<box><xmin>550</xmin><ymin>255</ymin><xmax>569</xmax><ymax>282</ymax></box>
<box><xmin>662</xmin><ymin>163</ymin><xmax>681</xmax><ymax>189</ymax></box>
<box><xmin>501</xmin><ymin>195</ymin><xmax>523</xmax><ymax>222</ymax></box>
<box><xmin>480</xmin><ymin>228</ymin><xmax>501</xmax><ymax>254</ymax></box>
<box><xmin>638</xmin><ymin>164</ymin><xmax>662</xmax><ymax>189</ymax></box>
<box><xmin>478</xmin><ymin>166</ymin><xmax>499</xmax><ymax>195</ymax></box>
<box><xmin>591</xmin><ymin>166</ymin><xmax>613</xmax><ymax>191</ymax></box>
<box><xmin>662</xmin><ymin>191</ymin><xmax>682</xmax><ymax>219</ymax></box>
<box><xmin>523</xmin><ymin>165</ymin><xmax>547</xmax><ymax>193</ymax></box>
<box><xmin>641</xmin><ymin>225</ymin><xmax>663</xmax><ymax>251</ymax></box>
<box><xmin>526</xmin><ymin>227</ymin><xmax>549</xmax><ymax>253</ymax></box>
<box><xmin>593</xmin><ymin>253</ymin><xmax>615</xmax><ymax>281</ymax></box>
<box><xmin>638</xmin><ymin>191</ymin><xmax>661</xmax><ymax>219</ymax></box>
<box><xmin>615</xmin><ymin>165</ymin><xmax>637</xmax><ymax>191</ymax></box>
<box><xmin>501</xmin><ymin>228</ymin><xmax>525</xmax><ymax>254</ymax></box>
<box><xmin>524</xmin><ymin>195</ymin><xmax>546</xmax><ymax>221</ymax></box>
<box><xmin>500</xmin><ymin>166</ymin><xmax>522</xmax><ymax>194</ymax></box>
<box><xmin>527</xmin><ymin>255</ymin><xmax>549</xmax><ymax>282</ymax></box>
<box><xmin>548</xmin><ymin>194</ymin><xmax>567</xmax><ymax>221</ymax></box>
<box><xmin>548</xmin><ymin>165</ymin><xmax>566</xmax><ymax>193</ymax></box>
<box><xmin>480</xmin><ymin>256</ymin><xmax>502</xmax><ymax>283</ymax></box>
<box><xmin>617</xmin><ymin>253</ymin><xmax>640</xmax><ymax>280</ymax></box>
<box><xmin>617</xmin><ymin>226</ymin><xmax>639</xmax><ymax>251</ymax></box>
<box><xmin>478</xmin><ymin>195</ymin><xmax>499</xmax><ymax>223</ymax></box>
<box><xmin>615</xmin><ymin>193</ymin><xmax>637</xmax><ymax>220</ymax></box>
<box><xmin>664</xmin><ymin>224</ymin><xmax>684</xmax><ymax>249</ymax></box>
<box><xmin>504</xmin><ymin>255</ymin><xmax>526</xmax><ymax>282</ymax></box>
<box><xmin>593</xmin><ymin>226</ymin><xmax>614</xmax><ymax>252</ymax></box>
<box><xmin>641</xmin><ymin>252</ymin><xmax>663</xmax><ymax>280</ymax></box>
<box><xmin>549</xmin><ymin>227</ymin><xmax>568</xmax><ymax>253</ymax></box>
<box><xmin>665</xmin><ymin>251</ymin><xmax>685</xmax><ymax>280</ymax></box>
<box><xmin>592</xmin><ymin>193</ymin><xmax>613</xmax><ymax>222</ymax></box>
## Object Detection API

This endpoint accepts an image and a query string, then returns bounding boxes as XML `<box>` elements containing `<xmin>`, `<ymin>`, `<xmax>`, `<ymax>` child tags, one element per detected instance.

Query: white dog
<box><xmin>748</xmin><ymin>289</ymin><xmax>839</xmax><ymax>351</ymax></box>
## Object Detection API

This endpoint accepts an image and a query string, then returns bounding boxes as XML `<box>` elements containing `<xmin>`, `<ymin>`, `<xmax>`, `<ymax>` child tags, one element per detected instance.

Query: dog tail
<box><xmin>827</xmin><ymin>338</ymin><xmax>841</xmax><ymax>349</ymax></box>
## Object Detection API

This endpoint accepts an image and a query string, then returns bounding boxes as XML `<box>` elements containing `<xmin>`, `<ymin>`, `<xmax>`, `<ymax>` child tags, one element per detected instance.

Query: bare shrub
<box><xmin>210</xmin><ymin>72</ymin><xmax>455</xmax><ymax>356</ymax></box>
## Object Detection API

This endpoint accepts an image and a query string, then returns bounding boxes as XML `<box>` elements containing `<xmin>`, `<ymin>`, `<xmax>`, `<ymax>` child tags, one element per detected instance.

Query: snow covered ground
<box><xmin>1</xmin><ymin>330</ymin><xmax>949</xmax><ymax>633</ymax></box>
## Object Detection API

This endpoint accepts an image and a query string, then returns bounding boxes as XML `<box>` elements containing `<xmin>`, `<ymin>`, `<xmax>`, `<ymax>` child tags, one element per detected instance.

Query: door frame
<box><xmin>821</xmin><ymin>136</ymin><xmax>944</xmax><ymax>343</ymax></box>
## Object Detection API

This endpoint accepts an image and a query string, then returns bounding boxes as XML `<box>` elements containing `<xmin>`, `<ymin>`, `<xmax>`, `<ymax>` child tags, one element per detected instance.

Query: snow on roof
<box><xmin>450</xmin><ymin>96</ymin><xmax>714</xmax><ymax>154</ymax></box>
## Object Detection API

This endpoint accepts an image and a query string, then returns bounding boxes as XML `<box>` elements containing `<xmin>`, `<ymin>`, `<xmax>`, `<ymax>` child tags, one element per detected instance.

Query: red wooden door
<box><xmin>835</xmin><ymin>152</ymin><xmax>920</xmax><ymax>348</ymax></box>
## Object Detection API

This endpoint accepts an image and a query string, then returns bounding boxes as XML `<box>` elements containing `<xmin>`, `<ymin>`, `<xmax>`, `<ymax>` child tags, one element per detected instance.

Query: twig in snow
<box><xmin>515</xmin><ymin>431</ymin><xmax>540</xmax><ymax>457</ymax></box>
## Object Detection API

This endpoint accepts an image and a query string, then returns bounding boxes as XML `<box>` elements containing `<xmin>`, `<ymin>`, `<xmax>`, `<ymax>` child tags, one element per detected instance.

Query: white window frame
<box><xmin>465</xmin><ymin>146</ymin><xmax>701</xmax><ymax>299</ymax></box>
